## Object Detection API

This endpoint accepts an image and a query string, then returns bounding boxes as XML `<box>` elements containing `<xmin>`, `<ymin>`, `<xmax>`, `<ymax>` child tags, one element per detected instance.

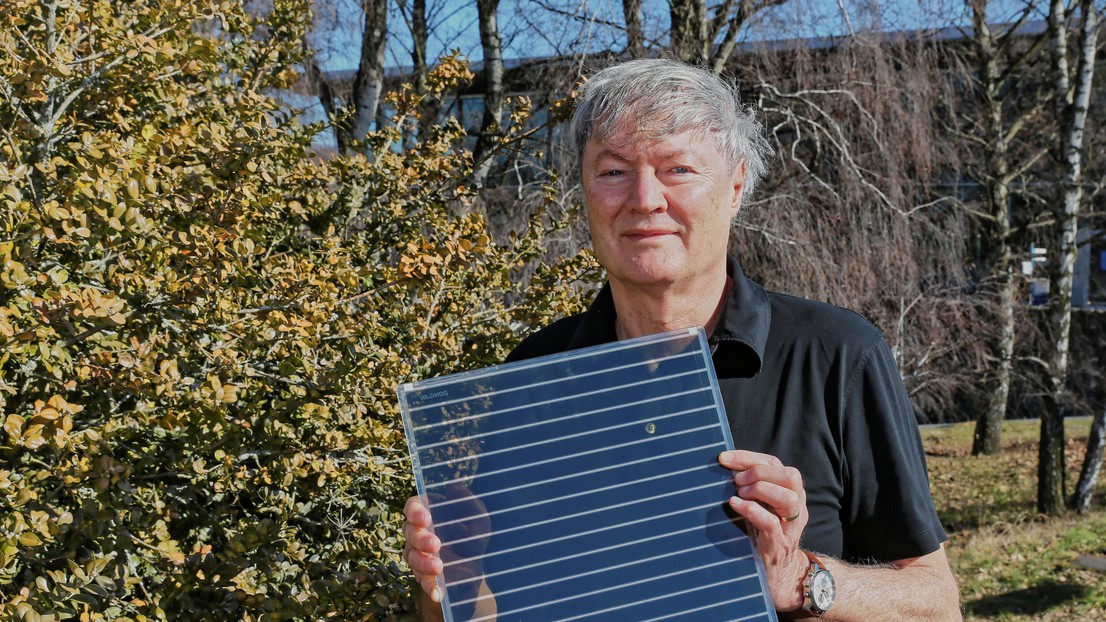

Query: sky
<box><xmin>310</xmin><ymin>0</ymin><xmax>1049</xmax><ymax>73</ymax></box>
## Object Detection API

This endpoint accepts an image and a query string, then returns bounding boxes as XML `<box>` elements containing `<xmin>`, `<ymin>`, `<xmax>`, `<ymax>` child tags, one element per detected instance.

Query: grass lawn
<box><xmin>922</xmin><ymin>418</ymin><xmax>1106</xmax><ymax>621</ymax></box>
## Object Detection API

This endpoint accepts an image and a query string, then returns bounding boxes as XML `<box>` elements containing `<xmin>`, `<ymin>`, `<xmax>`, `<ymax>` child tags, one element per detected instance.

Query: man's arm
<box><xmin>817</xmin><ymin>546</ymin><xmax>960</xmax><ymax>622</ymax></box>
<box><xmin>721</xmin><ymin>450</ymin><xmax>961</xmax><ymax>621</ymax></box>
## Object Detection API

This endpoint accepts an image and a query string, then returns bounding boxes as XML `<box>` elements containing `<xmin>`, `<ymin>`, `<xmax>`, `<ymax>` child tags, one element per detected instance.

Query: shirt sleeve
<box><xmin>839</xmin><ymin>336</ymin><xmax>947</xmax><ymax>562</ymax></box>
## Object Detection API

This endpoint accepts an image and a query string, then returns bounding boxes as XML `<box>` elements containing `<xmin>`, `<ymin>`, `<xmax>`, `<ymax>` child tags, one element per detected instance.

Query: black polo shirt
<box><xmin>507</xmin><ymin>256</ymin><xmax>946</xmax><ymax>563</ymax></box>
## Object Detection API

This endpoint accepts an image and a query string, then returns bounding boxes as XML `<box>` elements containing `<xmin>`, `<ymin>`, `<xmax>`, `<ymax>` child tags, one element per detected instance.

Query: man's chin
<box><xmin>608</xmin><ymin>265</ymin><xmax>682</xmax><ymax>289</ymax></box>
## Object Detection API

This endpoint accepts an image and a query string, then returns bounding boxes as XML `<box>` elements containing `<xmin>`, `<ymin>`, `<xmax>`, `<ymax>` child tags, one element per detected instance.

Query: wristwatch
<box><xmin>796</xmin><ymin>550</ymin><xmax>836</xmax><ymax>618</ymax></box>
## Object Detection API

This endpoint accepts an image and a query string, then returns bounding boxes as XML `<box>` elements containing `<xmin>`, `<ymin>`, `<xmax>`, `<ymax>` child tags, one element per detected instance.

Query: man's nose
<box><xmin>627</xmin><ymin>173</ymin><xmax>667</xmax><ymax>213</ymax></box>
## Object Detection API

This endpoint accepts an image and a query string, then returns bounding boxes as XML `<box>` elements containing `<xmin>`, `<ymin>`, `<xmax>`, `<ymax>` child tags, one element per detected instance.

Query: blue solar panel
<box><xmin>400</xmin><ymin>328</ymin><xmax>778</xmax><ymax>622</ymax></box>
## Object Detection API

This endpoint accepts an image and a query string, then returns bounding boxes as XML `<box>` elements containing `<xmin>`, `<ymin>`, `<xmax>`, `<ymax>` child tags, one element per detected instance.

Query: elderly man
<box><xmin>404</xmin><ymin>58</ymin><xmax>961</xmax><ymax>621</ymax></box>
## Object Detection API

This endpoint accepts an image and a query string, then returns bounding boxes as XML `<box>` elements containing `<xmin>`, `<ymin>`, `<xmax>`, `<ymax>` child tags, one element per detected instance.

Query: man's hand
<box><xmin>717</xmin><ymin>450</ymin><xmax>962</xmax><ymax>621</ymax></box>
<box><xmin>403</xmin><ymin>486</ymin><xmax>496</xmax><ymax>622</ymax></box>
<box><xmin>403</xmin><ymin>496</ymin><xmax>444</xmax><ymax>604</ymax></box>
<box><xmin>718</xmin><ymin>449</ymin><xmax>809</xmax><ymax>612</ymax></box>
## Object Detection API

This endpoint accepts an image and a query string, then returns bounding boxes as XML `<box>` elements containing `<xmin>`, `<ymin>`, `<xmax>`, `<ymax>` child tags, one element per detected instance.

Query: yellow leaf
<box><xmin>17</xmin><ymin>532</ymin><xmax>42</xmax><ymax>547</ymax></box>
<box><xmin>46</xmin><ymin>395</ymin><xmax>69</xmax><ymax>411</ymax></box>
<box><xmin>23</xmin><ymin>424</ymin><xmax>47</xmax><ymax>449</ymax></box>
<box><xmin>3</xmin><ymin>415</ymin><xmax>23</xmax><ymax>439</ymax></box>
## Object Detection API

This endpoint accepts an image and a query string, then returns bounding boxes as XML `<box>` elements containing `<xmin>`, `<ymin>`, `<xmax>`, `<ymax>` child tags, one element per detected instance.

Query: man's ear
<box><xmin>730</xmin><ymin>159</ymin><xmax>748</xmax><ymax>218</ymax></box>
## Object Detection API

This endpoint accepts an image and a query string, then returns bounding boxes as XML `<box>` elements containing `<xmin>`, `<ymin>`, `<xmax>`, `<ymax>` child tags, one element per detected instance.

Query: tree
<box><xmin>471</xmin><ymin>0</ymin><xmax>505</xmax><ymax>187</ymax></box>
<box><xmin>300</xmin><ymin>0</ymin><xmax>388</xmax><ymax>154</ymax></box>
<box><xmin>1045</xmin><ymin>0</ymin><xmax>1105</xmax><ymax>514</ymax></box>
<box><xmin>349</xmin><ymin>0</ymin><xmax>389</xmax><ymax>149</ymax></box>
<box><xmin>668</xmin><ymin>0</ymin><xmax>708</xmax><ymax>62</ymax></box>
<box><xmin>1074</xmin><ymin>403</ymin><xmax>1106</xmax><ymax>512</ymax></box>
<box><xmin>396</xmin><ymin>0</ymin><xmax>439</xmax><ymax>141</ymax></box>
<box><xmin>665</xmin><ymin>0</ymin><xmax>790</xmax><ymax>72</ymax></box>
<box><xmin>948</xmin><ymin>1</ymin><xmax>1052</xmax><ymax>455</ymax></box>
<box><xmin>724</xmin><ymin>22</ymin><xmax>988</xmax><ymax>423</ymax></box>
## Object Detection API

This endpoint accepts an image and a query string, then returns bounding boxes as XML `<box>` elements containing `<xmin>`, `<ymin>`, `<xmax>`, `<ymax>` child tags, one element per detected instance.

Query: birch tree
<box><xmin>1074</xmin><ymin>403</ymin><xmax>1106</xmax><ymax>512</ymax></box>
<box><xmin>471</xmin><ymin>0</ymin><xmax>505</xmax><ymax>187</ymax></box>
<box><xmin>348</xmin><ymin>0</ymin><xmax>389</xmax><ymax>148</ymax></box>
<box><xmin>951</xmin><ymin>1</ymin><xmax>1051</xmax><ymax>456</ymax></box>
<box><xmin>298</xmin><ymin>0</ymin><xmax>389</xmax><ymax>154</ymax></box>
<box><xmin>396</xmin><ymin>0</ymin><xmax>444</xmax><ymax>144</ymax></box>
<box><xmin>1044</xmin><ymin>0</ymin><xmax>1105</xmax><ymax>514</ymax></box>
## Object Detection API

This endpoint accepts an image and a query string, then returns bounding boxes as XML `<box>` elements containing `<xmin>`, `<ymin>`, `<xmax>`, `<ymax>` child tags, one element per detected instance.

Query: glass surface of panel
<box><xmin>399</xmin><ymin>328</ymin><xmax>778</xmax><ymax>622</ymax></box>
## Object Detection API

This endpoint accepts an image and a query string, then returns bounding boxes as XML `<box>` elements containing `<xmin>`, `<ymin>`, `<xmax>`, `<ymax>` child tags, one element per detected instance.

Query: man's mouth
<box><xmin>623</xmin><ymin>229</ymin><xmax>676</xmax><ymax>239</ymax></box>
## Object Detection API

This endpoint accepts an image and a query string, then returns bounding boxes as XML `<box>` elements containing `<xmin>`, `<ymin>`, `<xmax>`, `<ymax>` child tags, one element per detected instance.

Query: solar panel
<box><xmin>399</xmin><ymin>327</ymin><xmax>778</xmax><ymax>622</ymax></box>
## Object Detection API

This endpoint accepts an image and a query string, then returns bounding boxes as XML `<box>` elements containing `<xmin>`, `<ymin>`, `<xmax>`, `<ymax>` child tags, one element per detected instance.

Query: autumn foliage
<box><xmin>0</xmin><ymin>0</ymin><xmax>594</xmax><ymax>619</ymax></box>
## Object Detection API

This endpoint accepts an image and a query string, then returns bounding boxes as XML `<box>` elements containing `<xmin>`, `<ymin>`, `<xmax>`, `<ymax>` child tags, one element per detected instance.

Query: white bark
<box><xmin>1059</xmin><ymin>0</ymin><xmax>1103</xmax><ymax>512</ymax></box>
<box><xmin>471</xmin><ymin>0</ymin><xmax>504</xmax><ymax>188</ymax></box>
<box><xmin>351</xmin><ymin>0</ymin><xmax>388</xmax><ymax>147</ymax></box>
<box><xmin>1074</xmin><ymin>408</ymin><xmax>1106</xmax><ymax>513</ymax></box>
<box><xmin>970</xmin><ymin>2</ymin><xmax>1019</xmax><ymax>457</ymax></box>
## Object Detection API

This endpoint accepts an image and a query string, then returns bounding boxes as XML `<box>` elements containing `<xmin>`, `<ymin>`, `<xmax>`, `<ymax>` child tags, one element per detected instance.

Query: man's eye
<box><xmin>671</xmin><ymin>166</ymin><xmax>690</xmax><ymax>174</ymax></box>
<box><xmin>601</xmin><ymin>169</ymin><xmax>625</xmax><ymax>177</ymax></box>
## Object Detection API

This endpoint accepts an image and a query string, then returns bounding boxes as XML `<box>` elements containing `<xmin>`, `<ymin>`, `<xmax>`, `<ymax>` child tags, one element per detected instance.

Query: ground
<box><xmin>923</xmin><ymin>418</ymin><xmax>1106</xmax><ymax>621</ymax></box>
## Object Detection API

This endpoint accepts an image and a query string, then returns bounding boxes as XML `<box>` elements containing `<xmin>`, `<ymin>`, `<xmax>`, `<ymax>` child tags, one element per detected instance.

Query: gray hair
<box><xmin>569</xmin><ymin>58</ymin><xmax>771</xmax><ymax>199</ymax></box>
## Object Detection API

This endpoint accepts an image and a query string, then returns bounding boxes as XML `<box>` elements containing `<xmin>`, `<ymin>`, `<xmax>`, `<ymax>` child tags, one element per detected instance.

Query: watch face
<box><xmin>811</xmin><ymin>570</ymin><xmax>837</xmax><ymax>610</ymax></box>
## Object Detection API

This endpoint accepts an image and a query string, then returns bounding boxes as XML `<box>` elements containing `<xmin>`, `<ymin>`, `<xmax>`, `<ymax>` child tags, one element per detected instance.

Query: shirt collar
<box><xmin>567</xmin><ymin>282</ymin><xmax>619</xmax><ymax>350</ymax></box>
<box><xmin>711</xmin><ymin>254</ymin><xmax>770</xmax><ymax>378</ymax></box>
<box><xmin>567</xmin><ymin>255</ymin><xmax>770</xmax><ymax>378</ymax></box>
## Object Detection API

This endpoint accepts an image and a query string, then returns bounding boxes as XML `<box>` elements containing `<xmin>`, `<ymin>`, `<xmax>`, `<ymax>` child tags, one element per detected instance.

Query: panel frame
<box><xmin>399</xmin><ymin>327</ymin><xmax>778</xmax><ymax>622</ymax></box>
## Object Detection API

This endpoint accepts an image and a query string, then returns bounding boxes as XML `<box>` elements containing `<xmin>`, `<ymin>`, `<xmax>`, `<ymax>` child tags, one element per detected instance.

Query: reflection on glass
<box><xmin>400</xmin><ymin>328</ymin><xmax>778</xmax><ymax>622</ymax></box>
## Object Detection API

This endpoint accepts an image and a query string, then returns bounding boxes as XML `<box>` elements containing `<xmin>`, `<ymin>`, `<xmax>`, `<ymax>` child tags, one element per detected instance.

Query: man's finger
<box><xmin>733</xmin><ymin>462</ymin><xmax>802</xmax><ymax>490</ymax></box>
<box><xmin>420</xmin><ymin>576</ymin><xmax>443</xmax><ymax>603</ymax></box>
<box><xmin>718</xmin><ymin>449</ymin><xmax>784</xmax><ymax>470</ymax></box>
<box><xmin>408</xmin><ymin>547</ymin><xmax>444</xmax><ymax>577</ymax></box>
<box><xmin>735</xmin><ymin>480</ymin><xmax>802</xmax><ymax>517</ymax></box>
<box><xmin>404</xmin><ymin>496</ymin><xmax>432</xmax><ymax>527</ymax></box>
<box><xmin>404</xmin><ymin>523</ymin><xmax>441</xmax><ymax>555</ymax></box>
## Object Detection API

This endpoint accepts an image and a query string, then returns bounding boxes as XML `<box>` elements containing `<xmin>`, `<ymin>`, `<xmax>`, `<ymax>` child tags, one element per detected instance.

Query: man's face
<box><xmin>581</xmin><ymin>127</ymin><xmax>745</xmax><ymax>291</ymax></box>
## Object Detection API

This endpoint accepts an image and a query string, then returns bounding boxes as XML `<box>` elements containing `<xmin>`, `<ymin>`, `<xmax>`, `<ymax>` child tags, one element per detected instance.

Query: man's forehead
<box><xmin>595</xmin><ymin>114</ymin><xmax>676</xmax><ymax>142</ymax></box>
<box><xmin>587</xmin><ymin>127</ymin><xmax>714</xmax><ymax>158</ymax></box>
<box><xmin>589</xmin><ymin>141</ymin><xmax>692</xmax><ymax>161</ymax></box>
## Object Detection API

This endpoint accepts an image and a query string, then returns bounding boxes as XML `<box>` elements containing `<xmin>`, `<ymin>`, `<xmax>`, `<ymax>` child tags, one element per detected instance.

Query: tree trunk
<box><xmin>669</xmin><ymin>0</ymin><xmax>708</xmax><ymax>64</ymax></box>
<box><xmin>970</xmin><ymin>3</ymin><xmax>1016</xmax><ymax>457</ymax></box>
<box><xmin>1038</xmin><ymin>0</ymin><xmax>1075</xmax><ymax>515</ymax></box>
<box><xmin>1072</xmin><ymin>407</ymin><xmax>1106</xmax><ymax>512</ymax></box>
<box><xmin>471</xmin><ymin>0</ymin><xmax>504</xmax><ymax>188</ymax></box>
<box><xmin>1061</xmin><ymin>0</ymin><xmax>1102</xmax><ymax>513</ymax></box>
<box><xmin>974</xmin><ymin>259</ymin><xmax>1015</xmax><ymax>456</ymax></box>
<box><xmin>1038</xmin><ymin>397</ymin><xmax>1068</xmax><ymax>514</ymax></box>
<box><xmin>306</xmin><ymin>58</ymin><xmax>348</xmax><ymax>154</ymax></box>
<box><xmin>622</xmin><ymin>0</ymin><xmax>645</xmax><ymax>58</ymax></box>
<box><xmin>409</xmin><ymin>0</ymin><xmax>429</xmax><ymax>97</ymax></box>
<box><xmin>349</xmin><ymin>0</ymin><xmax>388</xmax><ymax>150</ymax></box>
<box><xmin>399</xmin><ymin>0</ymin><xmax>435</xmax><ymax>144</ymax></box>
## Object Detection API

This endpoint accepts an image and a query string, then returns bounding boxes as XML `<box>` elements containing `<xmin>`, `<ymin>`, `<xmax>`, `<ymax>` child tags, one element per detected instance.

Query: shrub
<box><xmin>0</xmin><ymin>1</ymin><xmax>595</xmax><ymax>619</ymax></box>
